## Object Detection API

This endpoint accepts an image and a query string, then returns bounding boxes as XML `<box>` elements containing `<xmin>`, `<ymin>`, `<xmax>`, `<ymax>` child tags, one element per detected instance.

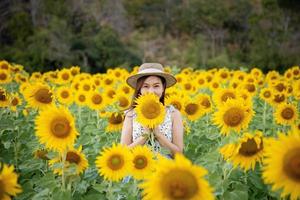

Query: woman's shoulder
<box><xmin>167</xmin><ymin>105</ymin><xmax>181</xmax><ymax>118</ymax></box>
<box><xmin>167</xmin><ymin>105</ymin><xmax>178</xmax><ymax>113</ymax></box>
<box><xmin>124</xmin><ymin>108</ymin><xmax>136</xmax><ymax>118</ymax></box>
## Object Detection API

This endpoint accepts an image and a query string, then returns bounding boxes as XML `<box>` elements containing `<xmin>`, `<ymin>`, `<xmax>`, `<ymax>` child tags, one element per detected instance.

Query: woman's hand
<box><xmin>153</xmin><ymin>126</ymin><xmax>164</xmax><ymax>140</ymax></box>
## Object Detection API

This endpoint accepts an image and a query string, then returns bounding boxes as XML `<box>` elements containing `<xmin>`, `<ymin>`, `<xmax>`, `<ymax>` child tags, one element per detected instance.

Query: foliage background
<box><xmin>1</xmin><ymin>0</ymin><xmax>300</xmax><ymax>73</ymax></box>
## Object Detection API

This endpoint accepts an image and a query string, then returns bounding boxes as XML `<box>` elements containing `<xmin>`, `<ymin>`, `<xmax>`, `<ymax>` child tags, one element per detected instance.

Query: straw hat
<box><xmin>126</xmin><ymin>63</ymin><xmax>177</xmax><ymax>89</ymax></box>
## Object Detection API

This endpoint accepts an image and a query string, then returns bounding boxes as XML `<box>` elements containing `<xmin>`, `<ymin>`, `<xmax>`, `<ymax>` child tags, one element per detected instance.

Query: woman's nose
<box><xmin>148</xmin><ymin>87</ymin><xmax>155</xmax><ymax>93</ymax></box>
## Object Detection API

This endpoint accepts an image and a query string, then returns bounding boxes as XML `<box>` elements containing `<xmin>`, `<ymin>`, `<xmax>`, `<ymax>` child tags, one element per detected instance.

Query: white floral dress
<box><xmin>131</xmin><ymin>105</ymin><xmax>176</xmax><ymax>152</ymax></box>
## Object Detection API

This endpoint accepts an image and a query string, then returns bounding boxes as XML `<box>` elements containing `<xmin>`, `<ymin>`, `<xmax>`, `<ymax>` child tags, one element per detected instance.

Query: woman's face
<box><xmin>140</xmin><ymin>76</ymin><xmax>164</xmax><ymax>98</ymax></box>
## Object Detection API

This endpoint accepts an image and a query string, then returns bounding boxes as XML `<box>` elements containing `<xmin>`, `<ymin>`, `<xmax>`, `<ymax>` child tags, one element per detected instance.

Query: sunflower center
<box><xmin>123</xmin><ymin>87</ymin><xmax>130</xmax><ymax>94</ymax></box>
<box><xmin>185</xmin><ymin>103</ymin><xmax>198</xmax><ymax>115</ymax></box>
<box><xmin>35</xmin><ymin>149</ymin><xmax>49</xmax><ymax>160</ymax></box>
<box><xmin>11</xmin><ymin>98</ymin><xmax>19</xmax><ymax>106</ymax></box>
<box><xmin>274</xmin><ymin>94</ymin><xmax>285</xmax><ymax>103</ymax></box>
<box><xmin>198</xmin><ymin>79</ymin><xmax>205</xmax><ymax>85</ymax></box>
<box><xmin>283</xmin><ymin>148</ymin><xmax>300</xmax><ymax>182</ymax></box>
<box><xmin>221</xmin><ymin>72</ymin><xmax>228</xmax><ymax>78</ymax></box>
<box><xmin>0</xmin><ymin>179</ymin><xmax>4</xmax><ymax>199</ymax></box>
<box><xmin>105</xmin><ymin>79</ymin><xmax>113</xmax><ymax>85</ymax></box>
<box><xmin>239</xmin><ymin>138</ymin><xmax>262</xmax><ymax>156</ymax></box>
<box><xmin>281</xmin><ymin>107</ymin><xmax>294</xmax><ymax>120</ymax></box>
<box><xmin>134</xmin><ymin>155</ymin><xmax>148</xmax><ymax>169</ymax></box>
<box><xmin>119</xmin><ymin>97</ymin><xmax>129</xmax><ymax>107</ymax></box>
<box><xmin>50</xmin><ymin>117</ymin><xmax>71</xmax><ymax>138</ymax></box>
<box><xmin>109</xmin><ymin>113</ymin><xmax>123</xmax><ymax>125</ymax></box>
<box><xmin>108</xmin><ymin>90</ymin><xmax>116</xmax><ymax>98</ymax></box>
<box><xmin>212</xmin><ymin>83</ymin><xmax>219</xmax><ymax>88</ymax></box>
<box><xmin>162</xmin><ymin>169</ymin><xmax>198</xmax><ymax>199</ymax></box>
<box><xmin>1</xmin><ymin>63</ymin><xmax>8</xmax><ymax>69</ymax></box>
<box><xmin>221</xmin><ymin>92</ymin><xmax>235</xmax><ymax>102</ymax></box>
<box><xmin>246</xmin><ymin>84</ymin><xmax>255</xmax><ymax>92</ymax></box>
<box><xmin>201</xmin><ymin>98</ymin><xmax>211</xmax><ymax>109</ymax></box>
<box><xmin>66</xmin><ymin>152</ymin><xmax>81</xmax><ymax>164</ymax></box>
<box><xmin>223</xmin><ymin>107</ymin><xmax>244</xmax><ymax>127</ymax></box>
<box><xmin>79</xmin><ymin>94</ymin><xmax>86</xmax><ymax>102</ymax></box>
<box><xmin>71</xmin><ymin>69</ymin><xmax>78</xmax><ymax>76</ymax></box>
<box><xmin>92</xmin><ymin>94</ymin><xmax>102</xmax><ymax>105</ymax></box>
<box><xmin>0</xmin><ymin>73</ymin><xmax>7</xmax><ymax>80</ymax></box>
<box><xmin>115</xmin><ymin>72</ymin><xmax>121</xmax><ymax>77</ymax></box>
<box><xmin>184</xmin><ymin>83</ymin><xmax>192</xmax><ymax>90</ymax></box>
<box><xmin>275</xmin><ymin>83</ymin><xmax>285</xmax><ymax>92</ymax></box>
<box><xmin>108</xmin><ymin>155</ymin><xmax>124</xmax><ymax>170</ymax></box>
<box><xmin>62</xmin><ymin>73</ymin><xmax>69</xmax><ymax>80</ymax></box>
<box><xmin>141</xmin><ymin>102</ymin><xmax>161</xmax><ymax>119</ymax></box>
<box><xmin>83</xmin><ymin>84</ymin><xmax>90</xmax><ymax>91</ymax></box>
<box><xmin>34</xmin><ymin>88</ymin><xmax>52</xmax><ymax>103</ymax></box>
<box><xmin>263</xmin><ymin>91</ymin><xmax>271</xmax><ymax>98</ymax></box>
<box><xmin>293</xmin><ymin>69</ymin><xmax>299</xmax><ymax>75</ymax></box>
<box><xmin>0</xmin><ymin>91</ymin><xmax>6</xmax><ymax>101</ymax></box>
<box><xmin>61</xmin><ymin>91</ymin><xmax>69</xmax><ymax>98</ymax></box>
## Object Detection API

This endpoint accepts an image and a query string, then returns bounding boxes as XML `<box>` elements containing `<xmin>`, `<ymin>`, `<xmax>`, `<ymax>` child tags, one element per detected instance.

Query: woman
<box><xmin>120</xmin><ymin>63</ymin><xmax>183</xmax><ymax>157</ymax></box>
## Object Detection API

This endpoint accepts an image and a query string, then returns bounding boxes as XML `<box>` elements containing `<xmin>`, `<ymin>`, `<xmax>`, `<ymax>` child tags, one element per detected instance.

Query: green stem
<box><xmin>61</xmin><ymin>151</ymin><xmax>67</xmax><ymax>191</ymax></box>
<box><xmin>263</xmin><ymin>101</ymin><xmax>267</xmax><ymax>134</ymax></box>
<box><xmin>14</xmin><ymin>110</ymin><xmax>20</xmax><ymax>170</ymax></box>
<box><xmin>96</xmin><ymin>110</ymin><xmax>100</xmax><ymax>129</ymax></box>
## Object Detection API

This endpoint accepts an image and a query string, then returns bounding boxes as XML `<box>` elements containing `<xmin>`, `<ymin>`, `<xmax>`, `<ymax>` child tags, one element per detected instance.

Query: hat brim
<box><xmin>126</xmin><ymin>72</ymin><xmax>177</xmax><ymax>89</ymax></box>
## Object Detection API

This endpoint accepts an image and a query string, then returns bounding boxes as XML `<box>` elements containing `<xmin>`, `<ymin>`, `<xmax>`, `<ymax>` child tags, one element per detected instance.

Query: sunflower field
<box><xmin>1</xmin><ymin>60</ymin><xmax>300</xmax><ymax>200</ymax></box>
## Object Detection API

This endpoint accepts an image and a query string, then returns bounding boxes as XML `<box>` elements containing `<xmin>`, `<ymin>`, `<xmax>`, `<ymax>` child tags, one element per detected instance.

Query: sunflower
<box><xmin>0</xmin><ymin>69</ymin><xmax>12</xmax><ymax>84</ymax></box>
<box><xmin>239</xmin><ymin>83</ymin><xmax>256</xmax><ymax>96</ymax></box>
<box><xmin>271</xmin><ymin>92</ymin><xmax>287</xmax><ymax>106</ymax></box>
<box><xmin>140</xmin><ymin>154</ymin><xmax>214</xmax><ymax>200</ymax></box>
<box><xmin>29</xmin><ymin>72</ymin><xmax>42</xmax><ymax>82</ymax></box>
<box><xmin>263</xmin><ymin>130</ymin><xmax>300</xmax><ymax>200</ymax></box>
<box><xmin>56</xmin><ymin>86</ymin><xmax>73</xmax><ymax>105</ymax></box>
<box><xmin>35</xmin><ymin>106</ymin><xmax>79</xmax><ymax>152</ymax></box>
<box><xmin>118</xmin><ymin>84</ymin><xmax>132</xmax><ymax>95</ymax></box>
<box><xmin>14</xmin><ymin>74</ymin><xmax>28</xmax><ymax>84</ymax></box>
<box><xmin>213</xmin><ymin>98</ymin><xmax>254</xmax><ymax>135</ymax></box>
<box><xmin>70</xmin><ymin>66</ymin><xmax>80</xmax><ymax>77</ymax></box>
<box><xmin>87</xmin><ymin>91</ymin><xmax>105</xmax><ymax>110</ymax></box>
<box><xmin>220</xmin><ymin>131</ymin><xmax>264</xmax><ymax>171</ymax></box>
<box><xmin>250</xmin><ymin>68</ymin><xmax>263</xmax><ymax>79</ymax></box>
<box><xmin>57</xmin><ymin>69</ymin><xmax>71</xmax><ymax>84</ymax></box>
<box><xmin>0</xmin><ymin>60</ymin><xmax>11</xmax><ymax>70</ymax></box>
<box><xmin>135</xmin><ymin>93</ymin><xmax>165</xmax><ymax>129</ymax></box>
<box><xmin>79</xmin><ymin>79</ymin><xmax>95</xmax><ymax>93</ymax></box>
<box><xmin>274</xmin><ymin>103</ymin><xmax>298</xmax><ymax>126</ymax></box>
<box><xmin>197</xmin><ymin>94</ymin><xmax>213</xmax><ymax>114</ymax></box>
<box><xmin>49</xmin><ymin>146</ymin><xmax>88</xmax><ymax>175</ymax></box>
<box><xmin>183</xmin><ymin>97</ymin><xmax>205</xmax><ymax>121</ymax></box>
<box><xmin>213</xmin><ymin>88</ymin><xmax>237</xmax><ymax>106</ymax></box>
<box><xmin>181</xmin><ymin>80</ymin><xmax>196</xmax><ymax>93</ymax></box>
<box><xmin>130</xmin><ymin>145</ymin><xmax>155</xmax><ymax>180</ymax></box>
<box><xmin>0</xmin><ymin>163</ymin><xmax>22</xmax><ymax>200</ymax></box>
<box><xmin>165</xmin><ymin>94</ymin><xmax>183</xmax><ymax>112</ymax></box>
<box><xmin>0</xmin><ymin>87</ymin><xmax>9</xmax><ymax>108</ymax></box>
<box><xmin>10</xmin><ymin>93</ymin><xmax>22</xmax><ymax>112</ymax></box>
<box><xmin>24</xmin><ymin>83</ymin><xmax>54</xmax><ymax>109</ymax></box>
<box><xmin>34</xmin><ymin>149</ymin><xmax>49</xmax><ymax>160</ymax></box>
<box><xmin>105</xmin><ymin>112</ymin><xmax>124</xmax><ymax>133</ymax></box>
<box><xmin>113</xmin><ymin>93</ymin><xmax>131</xmax><ymax>110</ymax></box>
<box><xmin>74</xmin><ymin>91</ymin><xmax>87</xmax><ymax>106</ymax></box>
<box><xmin>104</xmin><ymin>87</ymin><xmax>117</xmax><ymax>100</ymax></box>
<box><xmin>95</xmin><ymin>143</ymin><xmax>133</xmax><ymax>182</ymax></box>
<box><xmin>195</xmin><ymin>74</ymin><xmax>207</xmax><ymax>89</ymax></box>
<box><xmin>209</xmin><ymin>80</ymin><xmax>220</xmax><ymax>91</ymax></box>
<box><xmin>259</xmin><ymin>88</ymin><xmax>273</xmax><ymax>103</ymax></box>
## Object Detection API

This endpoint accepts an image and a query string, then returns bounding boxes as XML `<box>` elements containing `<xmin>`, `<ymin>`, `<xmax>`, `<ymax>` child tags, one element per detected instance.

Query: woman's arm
<box><xmin>120</xmin><ymin>111</ymin><xmax>147</xmax><ymax>148</ymax></box>
<box><xmin>154</xmin><ymin>109</ymin><xmax>184</xmax><ymax>155</ymax></box>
